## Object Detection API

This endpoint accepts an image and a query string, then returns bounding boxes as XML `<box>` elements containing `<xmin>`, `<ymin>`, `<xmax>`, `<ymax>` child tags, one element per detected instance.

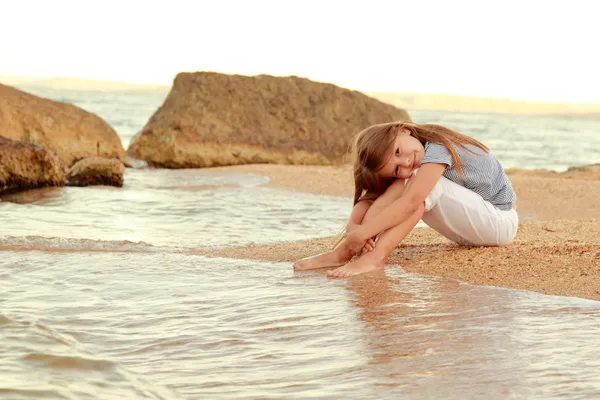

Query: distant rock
<box><xmin>506</xmin><ymin>163</ymin><xmax>600</xmax><ymax>180</ymax></box>
<box><xmin>0</xmin><ymin>83</ymin><xmax>126</xmax><ymax>168</ymax></box>
<box><xmin>562</xmin><ymin>163</ymin><xmax>600</xmax><ymax>179</ymax></box>
<box><xmin>127</xmin><ymin>72</ymin><xmax>410</xmax><ymax>168</ymax></box>
<box><xmin>67</xmin><ymin>157</ymin><xmax>124</xmax><ymax>187</ymax></box>
<box><xmin>505</xmin><ymin>168</ymin><xmax>559</xmax><ymax>178</ymax></box>
<box><xmin>0</xmin><ymin>136</ymin><xmax>65</xmax><ymax>194</ymax></box>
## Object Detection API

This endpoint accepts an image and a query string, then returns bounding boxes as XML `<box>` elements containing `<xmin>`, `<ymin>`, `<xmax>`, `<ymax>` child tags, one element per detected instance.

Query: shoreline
<box><xmin>203</xmin><ymin>164</ymin><xmax>600</xmax><ymax>301</ymax></box>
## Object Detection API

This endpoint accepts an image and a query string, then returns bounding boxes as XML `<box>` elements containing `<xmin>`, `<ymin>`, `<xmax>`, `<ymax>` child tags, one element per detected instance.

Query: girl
<box><xmin>293</xmin><ymin>121</ymin><xmax>518</xmax><ymax>277</ymax></box>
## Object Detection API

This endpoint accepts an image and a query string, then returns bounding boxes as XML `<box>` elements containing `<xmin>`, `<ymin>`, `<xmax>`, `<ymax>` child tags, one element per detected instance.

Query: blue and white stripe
<box><xmin>421</xmin><ymin>142</ymin><xmax>516</xmax><ymax>211</ymax></box>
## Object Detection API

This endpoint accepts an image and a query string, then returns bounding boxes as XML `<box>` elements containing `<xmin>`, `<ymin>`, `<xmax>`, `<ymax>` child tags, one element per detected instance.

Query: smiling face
<box><xmin>377</xmin><ymin>127</ymin><xmax>425</xmax><ymax>179</ymax></box>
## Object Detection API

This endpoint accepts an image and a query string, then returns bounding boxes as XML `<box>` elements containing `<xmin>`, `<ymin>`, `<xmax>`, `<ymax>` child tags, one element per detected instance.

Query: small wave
<box><xmin>0</xmin><ymin>236</ymin><xmax>177</xmax><ymax>253</ymax></box>
<box><xmin>23</xmin><ymin>352</ymin><xmax>117</xmax><ymax>370</ymax></box>
<box><xmin>0</xmin><ymin>388</ymin><xmax>66</xmax><ymax>399</ymax></box>
<box><xmin>1</xmin><ymin>312</ymin><xmax>180</xmax><ymax>400</ymax></box>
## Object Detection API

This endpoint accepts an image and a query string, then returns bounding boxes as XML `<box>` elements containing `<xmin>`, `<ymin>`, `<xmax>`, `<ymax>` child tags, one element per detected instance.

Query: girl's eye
<box><xmin>395</xmin><ymin>148</ymin><xmax>400</xmax><ymax>156</ymax></box>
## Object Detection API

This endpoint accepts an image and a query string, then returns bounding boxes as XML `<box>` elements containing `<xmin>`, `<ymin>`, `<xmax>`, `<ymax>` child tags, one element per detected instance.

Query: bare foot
<box><xmin>326</xmin><ymin>252</ymin><xmax>385</xmax><ymax>278</ymax></box>
<box><xmin>293</xmin><ymin>246</ymin><xmax>352</xmax><ymax>271</ymax></box>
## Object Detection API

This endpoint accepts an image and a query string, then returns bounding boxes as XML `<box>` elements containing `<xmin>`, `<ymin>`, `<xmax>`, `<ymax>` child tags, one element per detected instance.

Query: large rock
<box><xmin>0</xmin><ymin>136</ymin><xmax>65</xmax><ymax>194</ymax></box>
<box><xmin>127</xmin><ymin>72</ymin><xmax>410</xmax><ymax>168</ymax></box>
<box><xmin>0</xmin><ymin>83</ymin><xmax>126</xmax><ymax>168</ymax></box>
<box><xmin>67</xmin><ymin>157</ymin><xmax>124</xmax><ymax>187</ymax></box>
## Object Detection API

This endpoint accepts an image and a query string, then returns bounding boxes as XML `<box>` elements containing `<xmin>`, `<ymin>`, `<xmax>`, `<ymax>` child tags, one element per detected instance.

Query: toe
<box><xmin>328</xmin><ymin>267</ymin><xmax>341</xmax><ymax>277</ymax></box>
<box><xmin>294</xmin><ymin>260</ymin><xmax>311</xmax><ymax>270</ymax></box>
<box><xmin>338</xmin><ymin>268</ymin><xmax>348</xmax><ymax>277</ymax></box>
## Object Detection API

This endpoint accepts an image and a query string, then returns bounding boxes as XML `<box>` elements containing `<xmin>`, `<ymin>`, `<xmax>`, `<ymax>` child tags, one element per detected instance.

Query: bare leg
<box><xmin>293</xmin><ymin>178</ymin><xmax>410</xmax><ymax>271</ymax></box>
<box><xmin>362</xmin><ymin>177</ymin><xmax>411</xmax><ymax>225</ymax></box>
<box><xmin>327</xmin><ymin>203</ymin><xmax>424</xmax><ymax>278</ymax></box>
<box><xmin>293</xmin><ymin>244</ymin><xmax>354</xmax><ymax>270</ymax></box>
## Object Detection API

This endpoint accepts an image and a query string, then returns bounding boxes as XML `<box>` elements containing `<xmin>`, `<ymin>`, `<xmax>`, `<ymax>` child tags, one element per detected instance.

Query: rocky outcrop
<box><xmin>127</xmin><ymin>72</ymin><xmax>410</xmax><ymax>168</ymax></box>
<box><xmin>0</xmin><ymin>136</ymin><xmax>65</xmax><ymax>194</ymax></box>
<box><xmin>67</xmin><ymin>157</ymin><xmax>124</xmax><ymax>187</ymax></box>
<box><xmin>0</xmin><ymin>83</ymin><xmax>126</xmax><ymax>168</ymax></box>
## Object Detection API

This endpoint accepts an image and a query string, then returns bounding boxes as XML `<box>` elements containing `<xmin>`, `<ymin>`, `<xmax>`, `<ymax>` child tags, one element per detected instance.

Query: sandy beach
<box><xmin>201</xmin><ymin>164</ymin><xmax>600</xmax><ymax>301</ymax></box>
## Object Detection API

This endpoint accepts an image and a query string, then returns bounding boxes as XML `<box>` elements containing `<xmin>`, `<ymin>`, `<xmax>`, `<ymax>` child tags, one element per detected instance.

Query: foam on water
<box><xmin>0</xmin><ymin>235</ymin><xmax>163</xmax><ymax>253</ymax></box>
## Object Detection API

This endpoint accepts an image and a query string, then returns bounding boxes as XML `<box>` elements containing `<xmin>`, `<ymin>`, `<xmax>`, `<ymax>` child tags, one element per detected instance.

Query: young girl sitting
<box><xmin>293</xmin><ymin>121</ymin><xmax>518</xmax><ymax>277</ymax></box>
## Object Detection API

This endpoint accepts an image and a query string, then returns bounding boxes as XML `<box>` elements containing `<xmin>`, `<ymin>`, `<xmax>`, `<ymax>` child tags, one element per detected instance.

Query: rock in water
<box><xmin>0</xmin><ymin>136</ymin><xmax>65</xmax><ymax>194</ymax></box>
<box><xmin>0</xmin><ymin>83</ymin><xmax>126</xmax><ymax>168</ymax></box>
<box><xmin>67</xmin><ymin>157</ymin><xmax>125</xmax><ymax>187</ymax></box>
<box><xmin>127</xmin><ymin>72</ymin><xmax>410</xmax><ymax>168</ymax></box>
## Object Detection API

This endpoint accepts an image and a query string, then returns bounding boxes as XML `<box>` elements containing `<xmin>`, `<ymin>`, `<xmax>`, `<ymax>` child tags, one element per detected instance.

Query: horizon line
<box><xmin>2</xmin><ymin>73</ymin><xmax>600</xmax><ymax>107</ymax></box>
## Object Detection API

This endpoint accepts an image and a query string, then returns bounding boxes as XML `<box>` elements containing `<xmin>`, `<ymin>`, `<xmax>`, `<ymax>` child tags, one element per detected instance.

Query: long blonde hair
<box><xmin>351</xmin><ymin>121</ymin><xmax>488</xmax><ymax>205</ymax></box>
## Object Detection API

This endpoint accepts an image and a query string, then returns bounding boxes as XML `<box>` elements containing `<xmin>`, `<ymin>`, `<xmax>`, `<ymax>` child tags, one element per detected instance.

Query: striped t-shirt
<box><xmin>421</xmin><ymin>142</ymin><xmax>516</xmax><ymax>211</ymax></box>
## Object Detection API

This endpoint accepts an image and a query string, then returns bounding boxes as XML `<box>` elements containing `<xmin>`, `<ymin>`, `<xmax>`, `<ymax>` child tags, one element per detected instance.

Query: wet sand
<box><xmin>205</xmin><ymin>164</ymin><xmax>600</xmax><ymax>301</ymax></box>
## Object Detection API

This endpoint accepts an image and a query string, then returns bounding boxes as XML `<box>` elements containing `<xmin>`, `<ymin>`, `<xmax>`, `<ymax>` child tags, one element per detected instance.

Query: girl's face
<box><xmin>378</xmin><ymin>127</ymin><xmax>425</xmax><ymax>179</ymax></box>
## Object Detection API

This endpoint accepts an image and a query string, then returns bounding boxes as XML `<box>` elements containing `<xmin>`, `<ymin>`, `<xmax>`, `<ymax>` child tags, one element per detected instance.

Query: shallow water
<box><xmin>0</xmin><ymin>170</ymin><xmax>352</xmax><ymax>250</ymax></box>
<box><xmin>3</xmin><ymin>251</ymin><xmax>600</xmax><ymax>399</ymax></box>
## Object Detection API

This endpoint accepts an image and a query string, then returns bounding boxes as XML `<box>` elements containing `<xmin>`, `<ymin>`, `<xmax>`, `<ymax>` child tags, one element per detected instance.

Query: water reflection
<box><xmin>342</xmin><ymin>267</ymin><xmax>600</xmax><ymax>398</ymax></box>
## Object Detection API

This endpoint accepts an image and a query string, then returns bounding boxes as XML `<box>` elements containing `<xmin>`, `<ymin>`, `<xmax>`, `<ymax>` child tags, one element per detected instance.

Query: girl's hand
<box><xmin>343</xmin><ymin>227</ymin><xmax>369</xmax><ymax>256</ymax></box>
<box><xmin>362</xmin><ymin>237</ymin><xmax>376</xmax><ymax>254</ymax></box>
<box><xmin>345</xmin><ymin>223</ymin><xmax>375</xmax><ymax>254</ymax></box>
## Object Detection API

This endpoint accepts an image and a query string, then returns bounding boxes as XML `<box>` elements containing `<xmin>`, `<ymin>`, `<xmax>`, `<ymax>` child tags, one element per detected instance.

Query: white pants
<box><xmin>421</xmin><ymin>176</ymin><xmax>519</xmax><ymax>246</ymax></box>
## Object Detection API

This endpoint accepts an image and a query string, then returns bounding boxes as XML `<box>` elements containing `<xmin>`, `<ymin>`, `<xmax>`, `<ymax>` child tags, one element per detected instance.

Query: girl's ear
<box><xmin>399</xmin><ymin>127</ymin><xmax>411</xmax><ymax>136</ymax></box>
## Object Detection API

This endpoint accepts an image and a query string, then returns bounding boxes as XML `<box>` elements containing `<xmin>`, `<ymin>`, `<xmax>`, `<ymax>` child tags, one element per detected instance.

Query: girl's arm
<box><xmin>351</xmin><ymin>163</ymin><xmax>446</xmax><ymax>244</ymax></box>
<box><xmin>346</xmin><ymin>197</ymin><xmax>375</xmax><ymax>230</ymax></box>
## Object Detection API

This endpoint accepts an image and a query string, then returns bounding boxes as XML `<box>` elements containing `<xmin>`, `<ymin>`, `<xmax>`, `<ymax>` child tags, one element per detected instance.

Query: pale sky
<box><xmin>1</xmin><ymin>0</ymin><xmax>599</xmax><ymax>103</ymax></box>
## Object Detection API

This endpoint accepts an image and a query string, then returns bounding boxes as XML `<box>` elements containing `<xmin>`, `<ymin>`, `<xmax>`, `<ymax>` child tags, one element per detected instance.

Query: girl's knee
<box><xmin>416</xmin><ymin>202</ymin><xmax>425</xmax><ymax>217</ymax></box>
<box><xmin>381</xmin><ymin>178</ymin><xmax>408</xmax><ymax>200</ymax></box>
<box><xmin>388</xmin><ymin>178</ymin><xmax>408</xmax><ymax>191</ymax></box>
<box><xmin>424</xmin><ymin>178</ymin><xmax>446</xmax><ymax>212</ymax></box>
